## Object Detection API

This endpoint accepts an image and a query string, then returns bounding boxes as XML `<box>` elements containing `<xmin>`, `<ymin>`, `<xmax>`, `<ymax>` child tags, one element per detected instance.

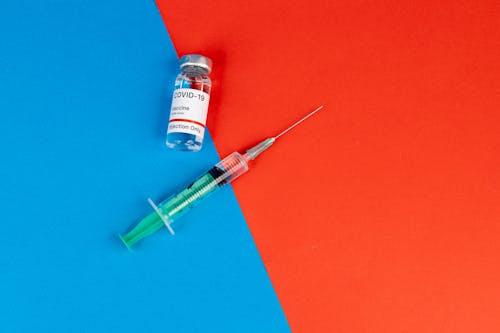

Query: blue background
<box><xmin>0</xmin><ymin>1</ymin><xmax>289</xmax><ymax>332</ymax></box>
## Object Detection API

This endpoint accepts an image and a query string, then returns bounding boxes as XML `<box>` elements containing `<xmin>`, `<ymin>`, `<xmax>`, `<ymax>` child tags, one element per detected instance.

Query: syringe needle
<box><xmin>274</xmin><ymin>105</ymin><xmax>324</xmax><ymax>140</ymax></box>
<box><xmin>244</xmin><ymin>105</ymin><xmax>325</xmax><ymax>160</ymax></box>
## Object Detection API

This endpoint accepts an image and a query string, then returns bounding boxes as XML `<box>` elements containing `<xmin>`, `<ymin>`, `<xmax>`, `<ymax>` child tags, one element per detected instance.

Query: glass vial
<box><xmin>166</xmin><ymin>54</ymin><xmax>212</xmax><ymax>152</ymax></box>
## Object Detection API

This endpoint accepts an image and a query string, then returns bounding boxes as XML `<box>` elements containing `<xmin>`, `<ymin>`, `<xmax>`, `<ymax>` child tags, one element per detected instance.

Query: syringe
<box><xmin>119</xmin><ymin>106</ymin><xmax>324</xmax><ymax>249</ymax></box>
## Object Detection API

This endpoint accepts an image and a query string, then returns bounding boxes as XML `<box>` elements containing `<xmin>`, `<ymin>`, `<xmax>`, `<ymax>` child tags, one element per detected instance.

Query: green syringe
<box><xmin>119</xmin><ymin>105</ymin><xmax>324</xmax><ymax>249</ymax></box>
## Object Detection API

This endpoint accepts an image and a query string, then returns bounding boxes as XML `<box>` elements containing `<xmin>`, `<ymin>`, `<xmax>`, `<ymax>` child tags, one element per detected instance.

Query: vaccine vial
<box><xmin>166</xmin><ymin>54</ymin><xmax>212</xmax><ymax>152</ymax></box>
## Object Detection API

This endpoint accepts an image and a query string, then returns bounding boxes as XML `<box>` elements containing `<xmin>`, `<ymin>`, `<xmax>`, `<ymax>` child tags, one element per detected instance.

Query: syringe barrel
<box><xmin>211</xmin><ymin>151</ymin><xmax>249</xmax><ymax>185</ymax></box>
<box><xmin>119</xmin><ymin>152</ymin><xmax>250</xmax><ymax>248</ymax></box>
<box><xmin>157</xmin><ymin>152</ymin><xmax>249</xmax><ymax>225</ymax></box>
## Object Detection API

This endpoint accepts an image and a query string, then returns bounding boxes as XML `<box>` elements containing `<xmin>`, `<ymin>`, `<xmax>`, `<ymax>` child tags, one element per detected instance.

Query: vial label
<box><xmin>167</xmin><ymin>88</ymin><xmax>210</xmax><ymax>137</ymax></box>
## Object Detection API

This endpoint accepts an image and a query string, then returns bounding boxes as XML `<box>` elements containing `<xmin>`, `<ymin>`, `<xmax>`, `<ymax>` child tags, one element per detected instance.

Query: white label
<box><xmin>167</xmin><ymin>88</ymin><xmax>210</xmax><ymax>137</ymax></box>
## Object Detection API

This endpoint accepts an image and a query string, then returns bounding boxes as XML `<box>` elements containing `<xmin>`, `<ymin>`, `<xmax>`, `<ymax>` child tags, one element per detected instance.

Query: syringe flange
<box><xmin>147</xmin><ymin>198</ymin><xmax>175</xmax><ymax>235</ymax></box>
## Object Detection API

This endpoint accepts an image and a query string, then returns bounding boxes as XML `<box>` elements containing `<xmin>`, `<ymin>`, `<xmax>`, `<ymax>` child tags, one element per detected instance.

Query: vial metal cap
<box><xmin>179</xmin><ymin>54</ymin><xmax>212</xmax><ymax>74</ymax></box>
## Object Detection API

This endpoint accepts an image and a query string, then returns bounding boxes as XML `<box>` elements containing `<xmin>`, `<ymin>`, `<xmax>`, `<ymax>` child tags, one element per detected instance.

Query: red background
<box><xmin>157</xmin><ymin>1</ymin><xmax>500</xmax><ymax>331</ymax></box>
